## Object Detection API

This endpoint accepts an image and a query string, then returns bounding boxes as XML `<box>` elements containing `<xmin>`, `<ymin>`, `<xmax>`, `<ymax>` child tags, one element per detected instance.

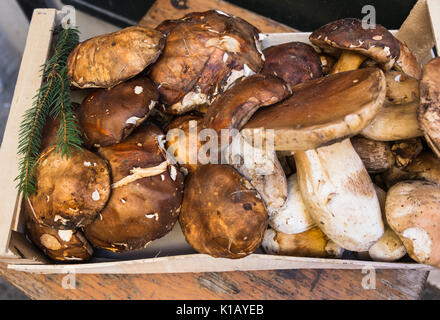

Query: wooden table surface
<box><xmin>0</xmin><ymin>0</ymin><xmax>430</xmax><ymax>300</ymax></box>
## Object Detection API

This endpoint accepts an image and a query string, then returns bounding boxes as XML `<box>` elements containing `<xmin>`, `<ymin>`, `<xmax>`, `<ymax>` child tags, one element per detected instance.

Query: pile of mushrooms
<box><xmin>25</xmin><ymin>11</ymin><xmax>440</xmax><ymax>268</ymax></box>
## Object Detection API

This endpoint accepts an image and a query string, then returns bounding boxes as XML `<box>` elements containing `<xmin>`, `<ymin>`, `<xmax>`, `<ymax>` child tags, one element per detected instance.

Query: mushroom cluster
<box><xmin>24</xmin><ymin>12</ymin><xmax>440</xmax><ymax>268</ymax></box>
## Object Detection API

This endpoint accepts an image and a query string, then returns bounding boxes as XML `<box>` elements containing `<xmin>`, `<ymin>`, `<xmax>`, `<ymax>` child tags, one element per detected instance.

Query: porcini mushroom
<box><xmin>386</xmin><ymin>180</ymin><xmax>440</xmax><ymax>268</ymax></box>
<box><xmin>84</xmin><ymin>123</ymin><xmax>184</xmax><ymax>252</ymax></box>
<box><xmin>78</xmin><ymin>77</ymin><xmax>159</xmax><ymax>148</ymax></box>
<box><xmin>25</xmin><ymin>207</ymin><xmax>93</xmax><ymax>262</ymax></box>
<box><xmin>179</xmin><ymin>164</ymin><xmax>267</xmax><ymax>259</ymax></box>
<box><xmin>244</xmin><ymin>68</ymin><xmax>386</xmax><ymax>252</ymax></box>
<box><xmin>27</xmin><ymin>147</ymin><xmax>111</xmax><ymax>229</ymax></box>
<box><xmin>67</xmin><ymin>26</ymin><xmax>165</xmax><ymax>89</ymax></box>
<box><xmin>149</xmin><ymin>10</ymin><xmax>265</xmax><ymax>114</ymax></box>
<box><xmin>309</xmin><ymin>18</ymin><xmax>400</xmax><ymax>73</ymax></box>
<box><xmin>418</xmin><ymin>57</ymin><xmax>440</xmax><ymax>158</ymax></box>
<box><xmin>261</xmin><ymin>42</ymin><xmax>323</xmax><ymax>87</ymax></box>
<box><xmin>262</xmin><ymin>227</ymin><xmax>343</xmax><ymax>258</ymax></box>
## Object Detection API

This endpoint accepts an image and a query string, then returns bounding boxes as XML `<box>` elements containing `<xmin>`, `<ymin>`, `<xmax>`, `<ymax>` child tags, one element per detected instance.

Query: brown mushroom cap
<box><xmin>261</xmin><ymin>42</ymin><xmax>323</xmax><ymax>87</ymax></box>
<box><xmin>179</xmin><ymin>164</ymin><xmax>268</xmax><ymax>259</ymax></box>
<box><xmin>202</xmin><ymin>74</ymin><xmax>291</xmax><ymax>135</ymax></box>
<box><xmin>149</xmin><ymin>10</ymin><xmax>264</xmax><ymax>114</ymax></box>
<box><xmin>67</xmin><ymin>26</ymin><xmax>165</xmax><ymax>89</ymax></box>
<box><xmin>78</xmin><ymin>77</ymin><xmax>159</xmax><ymax>148</ymax></box>
<box><xmin>418</xmin><ymin>57</ymin><xmax>440</xmax><ymax>158</ymax></box>
<box><xmin>309</xmin><ymin>18</ymin><xmax>400</xmax><ymax>70</ymax></box>
<box><xmin>28</xmin><ymin>147</ymin><xmax>111</xmax><ymax>229</ymax></box>
<box><xmin>84</xmin><ymin>123</ymin><xmax>184</xmax><ymax>252</ymax></box>
<box><xmin>243</xmin><ymin>68</ymin><xmax>386</xmax><ymax>151</ymax></box>
<box><xmin>24</xmin><ymin>206</ymin><xmax>93</xmax><ymax>262</ymax></box>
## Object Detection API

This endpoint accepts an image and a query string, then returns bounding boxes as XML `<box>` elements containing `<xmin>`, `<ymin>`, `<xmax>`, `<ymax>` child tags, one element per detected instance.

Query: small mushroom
<box><xmin>67</xmin><ymin>26</ymin><xmax>165</xmax><ymax>88</ymax></box>
<box><xmin>78</xmin><ymin>77</ymin><xmax>159</xmax><ymax>148</ymax></box>
<box><xmin>309</xmin><ymin>18</ymin><xmax>400</xmax><ymax>73</ymax></box>
<box><xmin>84</xmin><ymin>123</ymin><xmax>184</xmax><ymax>252</ymax></box>
<box><xmin>386</xmin><ymin>180</ymin><xmax>440</xmax><ymax>268</ymax></box>
<box><xmin>269</xmin><ymin>174</ymin><xmax>315</xmax><ymax>234</ymax></box>
<box><xmin>28</xmin><ymin>147</ymin><xmax>111</xmax><ymax>229</ymax></box>
<box><xmin>261</xmin><ymin>42</ymin><xmax>323</xmax><ymax>87</ymax></box>
<box><xmin>179</xmin><ymin>164</ymin><xmax>268</xmax><ymax>259</ymax></box>
<box><xmin>262</xmin><ymin>227</ymin><xmax>344</xmax><ymax>258</ymax></box>
<box><xmin>25</xmin><ymin>207</ymin><xmax>93</xmax><ymax>262</ymax></box>
<box><xmin>351</xmin><ymin>136</ymin><xmax>394</xmax><ymax>173</ymax></box>
<box><xmin>418</xmin><ymin>57</ymin><xmax>440</xmax><ymax>158</ymax></box>
<box><xmin>149</xmin><ymin>10</ymin><xmax>265</xmax><ymax>114</ymax></box>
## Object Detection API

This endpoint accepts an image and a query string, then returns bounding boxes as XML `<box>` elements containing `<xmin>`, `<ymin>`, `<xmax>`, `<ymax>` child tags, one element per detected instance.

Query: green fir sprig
<box><xmin>16</xmin><ymin>24</ymin><xmax>83</xmax><ymax>197</ymax></box>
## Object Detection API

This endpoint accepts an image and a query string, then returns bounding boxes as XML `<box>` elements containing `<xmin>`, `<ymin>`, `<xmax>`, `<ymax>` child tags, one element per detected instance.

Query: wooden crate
<box><xmin>0</xmin><ymin>0</ymin><xmax>439</xmax><ymax>274</ymax></box>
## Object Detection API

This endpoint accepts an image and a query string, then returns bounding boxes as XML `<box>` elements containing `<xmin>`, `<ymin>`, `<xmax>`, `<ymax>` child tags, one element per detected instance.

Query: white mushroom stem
<box><xmin>111</xmin><ymin>161</ymin><xmax>168</xmax><ymax>189</ymax></box>
<box><xmin>294</xmin><ymin>139</ymin><xmax>384</xmax><ymax>252</ymax></box>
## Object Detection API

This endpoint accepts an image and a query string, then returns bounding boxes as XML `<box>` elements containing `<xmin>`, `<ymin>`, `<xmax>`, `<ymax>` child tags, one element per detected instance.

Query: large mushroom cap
<box><xmin>84</xmin><ymin>123</ymin><xmax>184</xmax><ymax>252</ymax></box>
<box><xmin>149</xmin><ymin>10</ymin><xmax>264</xmax><ymax>114</ymax></box>
<box><xmin>78</xmin><ymin>77</ymin><xmax>159</xmax><ymax>148</ymax></box>
<box><xmin>244</xmin><ymin>68</ymin><xmax>386</xmax><ymax>151</ymax></box>
<box><xmin>309</xmin><ymin>18</ymin><xmax>400</xmax><ymax>70</ymax></box>
<box><xmin>179</xmin><ymin>164</ymin><xmax>268</xmax><ymax>259</ymax></box>
<box><xmin>419</xmin><ymin>57</ymin><xmax>440</xmax><ymax>158</ymax></box>
<box><xmin>261</xmin><ymin>42</ymin><xmax>323</xmax><ymax>87</ymax></box>
<box><xmin>28</xmin><ymin>147</ymin><xmax>111</xmax><ymax>229</ymax></box>
<box><xmin>67</xmin><ymin>26</ymin><xmax>165</xmax><ymax>89</ymax></box>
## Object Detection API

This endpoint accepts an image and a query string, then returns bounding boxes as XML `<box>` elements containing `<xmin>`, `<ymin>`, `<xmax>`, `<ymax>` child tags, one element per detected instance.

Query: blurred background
<box><xmin>0</xmin><ymin>0</ymin><xmax>438</xmax><ymax>299</ymax></box>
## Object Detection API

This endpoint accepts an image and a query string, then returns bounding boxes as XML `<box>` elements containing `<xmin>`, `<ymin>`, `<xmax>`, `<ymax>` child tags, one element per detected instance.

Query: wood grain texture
<box><xmin>138</xmin><ymin>0</ymin><xmax>298</xmax><ymax>32</ymax></box>
<box><xmin>0</xmin><ymin>263</ymin><xmax>428</xmax><ymax>300</ymax></box>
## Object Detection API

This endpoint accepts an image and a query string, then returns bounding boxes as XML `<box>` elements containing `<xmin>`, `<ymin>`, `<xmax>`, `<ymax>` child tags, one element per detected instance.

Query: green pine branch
<box><xmin>16</xmin><ymin>24</ymin><xmax>83</xmax><ymax>197</ymax></box>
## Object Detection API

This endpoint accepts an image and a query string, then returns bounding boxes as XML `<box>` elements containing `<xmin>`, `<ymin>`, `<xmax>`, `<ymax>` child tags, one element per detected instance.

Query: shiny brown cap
<box><xmin>84</xmin><ymin>123</ymin><xmax>184</xmax><ymax>252</ymax></box>
<box><xmin>262</xmin><ymin>42</ymin><xmax>323</xmax><ymax>87</ymax></box>
<box><xmin>179</xmin><ymin>164</ymin><xmax>268</xmax><ymax>259</ymax></box>
<box><xmin>244</xmin><ymin>68</ymin><xmax>386</xmax><ymax>151</ymax></box>
<box><xmin>78</xmin><ymin>77</ymin><xmax>159</xmax><ymax>148</ymax></box>
<box><xmin>309</xmin><ymin>18</ymin><xmax>400</xmax><ymax>70</ymax></box>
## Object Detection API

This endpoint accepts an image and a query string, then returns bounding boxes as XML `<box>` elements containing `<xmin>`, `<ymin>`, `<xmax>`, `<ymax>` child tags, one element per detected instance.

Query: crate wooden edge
<box><xmin>7</xmin><ymin>254</ymin><xmax>434</xmax><ymax>274</ymax></box>
<box><xmin>0</xmin><ymin>1</ymin><xmax>439</xmax><ymax>273</ymax></box>
<box><xmin>0</xmin><ymin>9</ymin><xmax>57</xmax><ymax>255</ymax></box>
